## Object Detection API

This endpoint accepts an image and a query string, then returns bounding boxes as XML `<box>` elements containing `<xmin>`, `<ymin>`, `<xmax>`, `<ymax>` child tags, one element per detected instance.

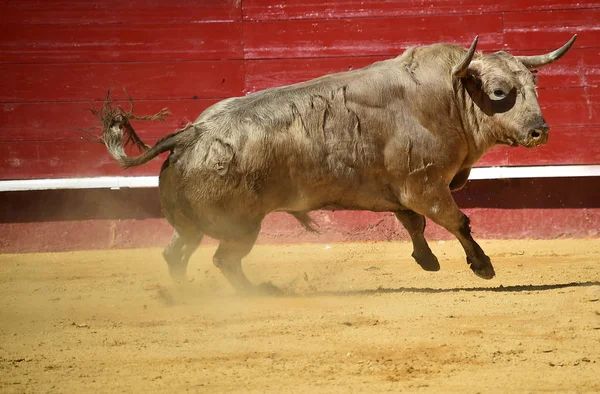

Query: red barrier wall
<box><xmin>1</xmin><ymin>1</ymin><xmax>599</xmax><ymax>252</ymax></box>
<box><xmin>1</xmin><ymin>0</ymin><xmax>599</xmax><ymax>180</ymax></box>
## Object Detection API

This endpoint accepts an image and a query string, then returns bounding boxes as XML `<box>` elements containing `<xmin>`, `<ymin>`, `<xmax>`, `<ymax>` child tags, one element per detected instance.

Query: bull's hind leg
<box><xmin>212</xmin><ymin>227</ymin><xmax>260</xmax><ymax>294</ymax></box>
<box><xmin>163</xmin><ymin>230</ymin><xmax>203</xmax><ymax>281</ymax></box>
<box><xmin>394</xmin><ymin>210</ymin><xmax>440</xmax><ymax>271</ymax></box>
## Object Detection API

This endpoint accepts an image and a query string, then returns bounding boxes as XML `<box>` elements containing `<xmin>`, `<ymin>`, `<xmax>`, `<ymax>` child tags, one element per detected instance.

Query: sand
<box><xmin>1</xmin><ymin>239</ymin><xmax>599</xmax><ymax>393</ymax></box>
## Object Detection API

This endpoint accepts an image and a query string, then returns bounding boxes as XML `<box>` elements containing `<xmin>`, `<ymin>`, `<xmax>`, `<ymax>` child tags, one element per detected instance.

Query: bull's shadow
<box><xmin>304</xmin><ymin>280</ymin><xmax>600</xmax><ymax>297</ymax></box>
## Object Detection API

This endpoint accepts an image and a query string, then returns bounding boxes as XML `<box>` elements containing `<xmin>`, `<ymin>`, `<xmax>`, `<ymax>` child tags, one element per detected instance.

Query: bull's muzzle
<box><xmin>528</xmin><ymin>121</ymin><xmax>550</xmax><ymax>146</ymax></box>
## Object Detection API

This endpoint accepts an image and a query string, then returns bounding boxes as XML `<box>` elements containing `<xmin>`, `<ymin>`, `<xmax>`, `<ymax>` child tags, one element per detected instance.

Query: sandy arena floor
<box><xmin>1</xmin><ymin>239</ymin><xmax>599</xmax><ymax>393</ymax></box>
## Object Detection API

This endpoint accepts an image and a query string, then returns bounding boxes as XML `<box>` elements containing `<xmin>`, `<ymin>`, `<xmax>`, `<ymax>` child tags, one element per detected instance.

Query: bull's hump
<box><xmin>239</xmin><ymin>58</ymin><xmax>399</xmax><ymax>105</ymax></box>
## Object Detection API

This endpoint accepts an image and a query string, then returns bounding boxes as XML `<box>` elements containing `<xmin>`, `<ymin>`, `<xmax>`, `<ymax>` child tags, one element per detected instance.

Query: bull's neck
<box><xmin>452</xmin><ymin>79</ymin><xmax>498</xmax><ymax>164</ymax></box>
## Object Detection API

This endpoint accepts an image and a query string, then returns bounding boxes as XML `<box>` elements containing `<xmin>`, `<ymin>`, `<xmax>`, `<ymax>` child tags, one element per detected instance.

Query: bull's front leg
<box><xmin>403</xmin><ymin>185</ymin><xmax>495</xmax><ymax>279</ymax></box>
<box><xmin>394</xmin><ymin>210</ymin><xmax>440</xmax><ymax>271</ymax></box>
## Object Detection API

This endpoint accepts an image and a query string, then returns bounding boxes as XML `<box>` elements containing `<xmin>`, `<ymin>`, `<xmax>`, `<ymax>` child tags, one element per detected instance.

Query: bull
<box><xmin>93</xmin><ymin>35</ymin><xmax>577</xmax><ymax>292</ymax></box>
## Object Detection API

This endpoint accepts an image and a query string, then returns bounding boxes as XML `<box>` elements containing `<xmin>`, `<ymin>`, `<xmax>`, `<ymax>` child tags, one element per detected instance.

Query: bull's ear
<box><xmin>464</xmin><ymin>60</ymin><xmax>484</xmax><ymax>90</ymax></box>
<box><xmin>466</xmin><ymin>60</ymin><xmax>483</xmax><ymax>79</ymax></box>
<box><xmin>452</xmin><ymin>36</ymin><xmax>478</xmax><ymax>78</ymax></box>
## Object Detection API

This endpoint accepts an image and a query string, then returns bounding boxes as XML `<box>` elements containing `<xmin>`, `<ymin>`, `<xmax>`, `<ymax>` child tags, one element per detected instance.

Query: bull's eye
<box><xmin>492</xmin><ymin>89</ymin><xmax>507</xmax><ymax>100</ymax></box>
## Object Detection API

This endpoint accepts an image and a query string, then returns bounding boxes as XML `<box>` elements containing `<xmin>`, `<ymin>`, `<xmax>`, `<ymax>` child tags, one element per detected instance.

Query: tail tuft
<box><xmin>84</xmin><ymin>89</ymin><xmax>171</xmax><ymax>168</ymax></box>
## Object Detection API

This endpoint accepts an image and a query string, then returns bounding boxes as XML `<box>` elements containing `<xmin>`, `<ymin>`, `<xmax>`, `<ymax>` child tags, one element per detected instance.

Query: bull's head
<box><xmin>453</xmin><ymin>35</ymin><xmax>577</xmax><ymax>148</ymax></box>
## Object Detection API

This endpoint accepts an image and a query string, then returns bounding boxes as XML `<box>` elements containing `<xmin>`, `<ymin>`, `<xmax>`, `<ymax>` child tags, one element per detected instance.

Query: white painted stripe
<box><xmin>0</xmin><ymin>176</ymin><xmax>159</xmax><ymax>192</ymax></box>
<box><xmin>0</xmin><ymin>165</ymin><xmax>599</xmax><ymax>192</ymax></box>
<box><xmin>469</xmin><ymin>165</ymin><xmax>600</xmax><ymax>180</ymax></box>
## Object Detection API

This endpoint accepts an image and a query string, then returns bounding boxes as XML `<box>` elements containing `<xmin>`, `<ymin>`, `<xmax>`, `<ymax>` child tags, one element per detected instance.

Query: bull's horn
<box><xmin>516</xmin><ymin>34</ymin><xmax>577</xmax><ymax>69</ymax></box>
<box><xmin>452</xmin><ymin>36</ymin><xmax>478</xmax><ymax>78</ymax></box>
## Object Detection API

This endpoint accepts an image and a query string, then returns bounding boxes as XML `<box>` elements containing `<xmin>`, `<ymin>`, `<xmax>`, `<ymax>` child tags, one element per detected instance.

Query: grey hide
<box><xmin>99</xmin><ymin>35</ymin><xmax>577</xmax><ymax>293</ymax></box>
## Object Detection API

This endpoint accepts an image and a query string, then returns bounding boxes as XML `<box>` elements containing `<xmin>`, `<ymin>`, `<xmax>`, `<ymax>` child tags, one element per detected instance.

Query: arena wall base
<box><xmin>1</xmin><ymin>177</ymin><xmax>598</xmax><ymax>253</ymax></box>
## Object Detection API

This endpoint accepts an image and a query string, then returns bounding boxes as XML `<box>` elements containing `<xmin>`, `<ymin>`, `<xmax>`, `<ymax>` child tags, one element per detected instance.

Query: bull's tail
<box><xmin>88</xmin><ymin>90</ymin><xmax>186</xmax><ymax>169</ymax></box>
<box><xmin>102</xmin><ymin>113</ymin><xmax>177</xmax><ymax>169</ymax></box>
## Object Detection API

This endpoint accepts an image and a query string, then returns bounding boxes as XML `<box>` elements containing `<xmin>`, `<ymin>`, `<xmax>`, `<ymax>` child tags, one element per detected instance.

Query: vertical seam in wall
<box><xmin>240</xmin><ymin>0</ymin><xmax>248</xmax><ymax>95</ymax></box>
<box><xmin>501</xmin><ymin>10</ymin><xmax>509</xmax><ymax>165</ymax></box>
<box><xmin>501</xmin><ymin>10</ymin><xmax>505</xmax><ymax>41</ymax></box>
<box><xmin>109</xmin><ymin>220</ymin><xmax>117</xmax><ymax>249</ymax></box>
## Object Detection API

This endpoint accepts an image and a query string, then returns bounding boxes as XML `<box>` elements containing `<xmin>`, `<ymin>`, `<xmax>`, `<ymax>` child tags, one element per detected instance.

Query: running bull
<box><xmin>93</xmin><ymin>35</ymin><xmax>576</xmax><ymax>292</ymax></box>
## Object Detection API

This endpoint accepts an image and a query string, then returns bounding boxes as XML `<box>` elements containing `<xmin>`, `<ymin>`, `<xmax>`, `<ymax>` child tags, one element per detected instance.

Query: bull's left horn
<box><xmin>452</xmin><ymin>36</ymin><xmax>478</xmax><ymax>78</ymax></box>
<box><xmin>516</xmin><ymin>34</ymin><xmax>577</xmax><ymax>69</ymax></box>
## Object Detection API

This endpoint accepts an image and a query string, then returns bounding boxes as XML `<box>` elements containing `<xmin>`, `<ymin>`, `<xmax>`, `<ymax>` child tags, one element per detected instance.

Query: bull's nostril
<box><xmin>531</xmin><ymin>130</ymin><xmax>541</xmax><ymax>139</ymax></box>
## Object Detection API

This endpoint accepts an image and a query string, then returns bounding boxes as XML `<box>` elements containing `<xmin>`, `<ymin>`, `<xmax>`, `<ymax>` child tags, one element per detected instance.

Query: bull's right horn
<box><xmin>516</xmin><ymin>34</ymin><xmax>577</xmax><ymax>69</ymax></box>
<box><xmin>452</xmin><ymin>36</ymin><xmax>479</xmax><ymax>78</ymax></box>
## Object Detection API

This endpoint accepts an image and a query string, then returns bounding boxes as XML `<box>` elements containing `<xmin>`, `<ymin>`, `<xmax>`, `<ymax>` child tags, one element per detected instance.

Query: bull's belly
<box><xmin>274</xmin><ymin>186</ymin><xmax>404</xmax><ymax>213</ymax></box>
<box><xmin>321</xmin><ymin>200</ymin><xmax>405</xmax><ymax>212</ymax></box>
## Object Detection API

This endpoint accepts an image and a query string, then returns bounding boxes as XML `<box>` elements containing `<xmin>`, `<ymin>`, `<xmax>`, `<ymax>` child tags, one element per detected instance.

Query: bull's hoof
<box><xmin>412</xmin><ymin>252</ymin><xmax>441</xmax><ymax>272</ymax></box>
<box><xmin>168</xmin><ymin>266</ymin><xmax>188</xmax><ymax>284</ymax></box>
<box><xmin>470</xmin><ymin>264</ymin><xmax>496</xmax><ymax>280</ymax></box>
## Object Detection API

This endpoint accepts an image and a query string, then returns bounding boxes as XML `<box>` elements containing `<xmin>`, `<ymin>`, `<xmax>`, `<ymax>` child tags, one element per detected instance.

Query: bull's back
<box><xmin>168</xmin><ymin>58</ymin><xmax>409</xmax><ymax>217</ymax></box>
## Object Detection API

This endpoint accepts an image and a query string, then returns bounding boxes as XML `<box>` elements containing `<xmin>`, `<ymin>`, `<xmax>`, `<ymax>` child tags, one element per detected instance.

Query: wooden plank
<box><xmin>477</xmin><ymin>146</ymin><xmax>509</xmax><ymax>167</ymax></box>
<box><xmin>587</xmin><ymin>80</ymin><xmax>600</xmax><ymax>122</ymax></box>
<box><xmin>504</xmin><ymin>9</ymin><xmax>600</xmax><ymax>50</ymax></box>
<box><xmin>0</xmin><ymin>61</ymin><xmax>244</xmax><ymax>102</ymax></box>
<box><xmin>243</xmin><ymin>14</ymin><xmax>503</xmax><ymax>59</ymax></box>
<box><xmin>581</xmin><ymin>48</ymin><xmax>600</xmax><ymax>74</ymax></box>
<box><xmin>243</xmin><ymin>0</ymin><xmax>598</xmax><ymax>20</ymax></box>
<box><xmin>0</xmin><ymin>22</ymin><xmax>242</xmax><ymax>63</ymax></box>
<box><xmin>508</xmin><ymin>126</ymin><xmax>600</xmax><ymax>165</ymax></box>
<box><xmin>0</xmin><ymin>0</ymin><xmax>241</xmax><ymax>24</ymax></box>
<box><xmin>513</xmin><ymin>48</ymin><xmax>599</xmax><ymax>89</ymax></box>
<box><xmin>0</xmin><ymin>140</ymin><xmax>166</xmax><ymax>180</ymax></box>
<box><xmin>245</xmin><ymin>56</ymin><xmax>388</xmax><ymax>93</ymax></box>
<box><xmin>0</xmin><ymin>221</ymin><xmax>123</xmax><ymax>253</ymax></box>
<box><xmin>538</xmin><ymin>87</ymin><xmax>596</xmax><ymax>126</ymax></box>
<box><xmin>246</xmin><ymin>49</ymin><xmax>598</xmax><ymax>93</ymax></box>
<box><xmin>0</xmin><ymin>99</ymin><xmax>219</xmax><ymax>142</ymax></box>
